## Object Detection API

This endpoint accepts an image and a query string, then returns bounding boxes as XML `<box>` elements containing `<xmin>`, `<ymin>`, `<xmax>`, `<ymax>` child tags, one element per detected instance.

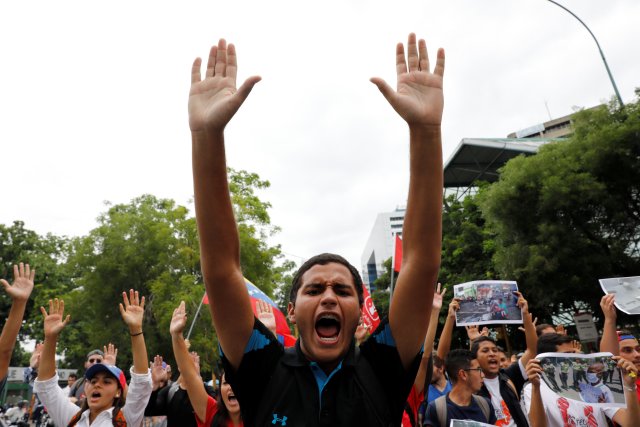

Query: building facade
<box><xmin>360</xmin><ymin>207</ymin><xmax>405</xmax><ymax>287</ymax></box>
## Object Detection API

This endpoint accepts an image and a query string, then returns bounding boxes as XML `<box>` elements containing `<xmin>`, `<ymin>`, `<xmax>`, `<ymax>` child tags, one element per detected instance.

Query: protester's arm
<box><xmin>414</xmin><ymin>284</ymin><xmax>446</xmax><ymax>393</ymax></box>
<box><xmin>38</xmin><ymin>299</ymin><xmax>71</xmax><ymax>381</ymax></box>
<box><xmin>170</xmin><ymin>301</ymin><xmax>209</xmax><ymax>422</ymax></box>
<box><xmin>189</xmin><ymin>39</ymin><xmax>261</xmax><ymax>370</ymax></box>
<box><xmin>516</xmin><ymin>292</ymin><xmax>537</xmax><ymax>368</ymax></box>
<box><xmin>465</xmin><ymin>325</ymin><xmax>489</xmax><ymax>349</ymax></box>
<box><xmin>371</xmin><ymin>33</ymin><xmax>444</xmax><ymax>370</ymax></box>
<box><xmin>599</xmin><ymin>294</ymin><xmax>619</xmax><ymax>355</ymax></box>
<box><xmin>436</xmin><ymin>298</ymin><xmax>459</xmax><ymax>361</ymax></box>
<box><xmin>611</xmin><ymin>356</ymin><xmax>639</xmax><ymax>426</ymax></box>
<box><xmin>0</xmin><ymin>263</ymin><xmax>35</xmax><ymax>379</ymax></box>
<box><xmin>525</xmin><ymin>359</ymin><xmax>547</xmax><ymax>427</ymax></box>
<box><xmin>119</xmin><ymin>290</ymin><xmax>148</xmax><ymax>374</ymax></box>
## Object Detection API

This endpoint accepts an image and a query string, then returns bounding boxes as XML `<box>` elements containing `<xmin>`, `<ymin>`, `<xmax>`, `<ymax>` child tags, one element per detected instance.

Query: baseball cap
<box><xmin>85</xmin><ymin>363</ymin><xmax>127</xmax><ymax>391</ymax></box>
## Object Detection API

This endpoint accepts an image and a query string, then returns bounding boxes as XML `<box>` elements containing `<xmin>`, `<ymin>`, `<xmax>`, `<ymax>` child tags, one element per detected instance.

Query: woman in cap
<box><xmin>34</xmin><ymin>290</ymin><xmax>152</xmax><ymax>427</ymax></box>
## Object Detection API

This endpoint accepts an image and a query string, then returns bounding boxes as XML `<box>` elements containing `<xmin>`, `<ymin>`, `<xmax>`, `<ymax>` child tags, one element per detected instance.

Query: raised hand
<box><xmin>255</xmin><ymin>299</ymin><xmax>277</xmax><ymax>335</ymax></box>
<box><xmin>518</xmin><ymin>316</ymin><xmax>537</xmax><ymax>333</ymax></box>
<box><xmin>447</xmin><ymin>298</ymin><xmax>460</xmax><ymax>319</ymax></box>
<box><xmin>150</xmin><ymin>355</ymin><xmax>168</xmax><ymax>389</ymax></box>
<box><xmin>370</xmin><ymin>33</ymin><xmax>445</xmax><ymax>127</ymax></box>
<box><xmin>600</xmin><ymin>294</ymin><xmax>617</xmax><ymax>320</ymax></box>
<box><xmin>355</xmin><ymin>320</ymin><xmax>370</xmax><ymax>345</ymax></box>
<box><xmin>40</xmin><ymin>299</ymin><xmax>70</xmax><ymax>338</ymax></box>
<box><xmin>466</xmin><ymin>324</ymin><xmax>486</xmax><ymax>341</ymax></box>
<box><xmin>170</xmin><ymin>301</ymin><xmax>188</xmax><ymax>336</ymax></box>
<box><xmin>119</xmin><ymin>289</ymin><xmax>145</xmax><ymax>332</ymax></box>
<box><xmin>515</xmin><ymin>291</ymin><xmax>529</xmax><ymax>313</ymax></box>
<box><xmin>189</xmin><ymin>38</ymin><xmax>262</xmax><ymax>133</ymax></box>
<box><xmin>30</xmin><ymin>342</ymin><xmax>44</xmax><ymax>368</ymax></box>
<box><xmin>572</xmin><ymin>339</ymin><xmax>583</xmax><ymax>353</ymax></box>
<box><xmin>432</xmin><ymin>283</ymin><xmax>446</xmax><ymax>311</ymax></box>
<box><xmin>1</xmin><ymin>263</ymin><xmax>35</xmax><ymax>302</ymax></box>
<box><xmin>103</xmin><ymin>343</ymin><xmax>118</xmax><ymax>365</ymax></box>
<box><xmin>189</xmin><ymin>351</ymin><xmax>201</xmax><ymax>373</ymax></box>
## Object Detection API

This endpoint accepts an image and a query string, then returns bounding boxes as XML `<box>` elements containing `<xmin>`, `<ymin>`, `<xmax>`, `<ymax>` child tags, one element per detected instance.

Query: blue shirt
<box><xmin>427</xmin><ymin>381</ymin><xmax>452</xmax><ymax>403</ymax></box>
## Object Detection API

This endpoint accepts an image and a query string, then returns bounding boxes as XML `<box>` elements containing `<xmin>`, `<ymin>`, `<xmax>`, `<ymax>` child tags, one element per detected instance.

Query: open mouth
<box><xmin>487</xmin><ymin>359</ymin><xmax>499</xmax><ymax>369</ymax></box>
<box><xmin>315</xmin><ymin>314</ymin><xmax>341</xmax><ymax>344</ymax></box>
<box><xmin>227</xmin><ymin>393</ymin><xmax>238</xmax><ymax>404</ymax></box>
<box><xmin>89</xmin><ymin>392</ymin><xmax>102</xmax><ymax>401</ymax></box>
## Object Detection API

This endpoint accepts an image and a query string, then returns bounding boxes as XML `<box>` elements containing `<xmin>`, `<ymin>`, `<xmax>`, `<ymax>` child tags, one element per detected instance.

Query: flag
<box><xmin>201</xmin><ymin>279</ymin><xmax>295</xmax><ymax>347</ymax></box>
<box><xmin>393</xmin><ymin>234</ymin><xmax>403</xmax><ymax>272</ymax></box>
<box><xmin>361</xmin><ymin>284</ymin><xmax>381</xmax><ymax>331</ymax></box>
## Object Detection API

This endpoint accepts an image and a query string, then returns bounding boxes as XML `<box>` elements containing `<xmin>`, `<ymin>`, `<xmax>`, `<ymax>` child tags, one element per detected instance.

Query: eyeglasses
<box><xmin>464</xmin><ymin>367</ymin><xmax>484</xmax><ymax>374</ymax></box>
<box><xmin>88</xmin><ymin>358</ymin><xmax>102</xmax><ymax>364</ymax></box>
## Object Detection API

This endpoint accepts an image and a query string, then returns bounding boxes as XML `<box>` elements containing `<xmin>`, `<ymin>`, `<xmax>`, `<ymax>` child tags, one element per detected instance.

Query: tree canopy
<box><xmin>478</xmin><ymin>96</ymin><xmax>640</xmax><ymax>327</ymax></box>
<box><xmin>2</xmin><ymin>168</ymin><xmax>292</xmax><ymax>375</ymax></box>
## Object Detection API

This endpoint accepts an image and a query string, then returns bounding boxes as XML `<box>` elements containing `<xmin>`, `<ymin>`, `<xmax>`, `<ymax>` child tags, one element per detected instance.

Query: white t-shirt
<box><xmin>483</xmin><ymin>376</ymin><xmax>517</xmax><ymax>427</ymax></box>
<box><xmin>522</xmin><ymin>381</ymin><xmax>619</xmax><ymax>427</ymax></box>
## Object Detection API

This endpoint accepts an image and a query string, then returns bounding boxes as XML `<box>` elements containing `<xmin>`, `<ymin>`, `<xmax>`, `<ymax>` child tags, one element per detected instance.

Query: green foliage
<box><xmin>0</xmin><ymin>168</ymin><xmax>291</xmax><ymax>376</ymax></box>
<box><xmin>0</xmin><ymin>221</ymin><xmax>71</xmax><ymax>342</ymax></box>
<box><xmin>478</xmin><ymin>97</ymin><xmax>640</xmax><ymax>325</ymax></box>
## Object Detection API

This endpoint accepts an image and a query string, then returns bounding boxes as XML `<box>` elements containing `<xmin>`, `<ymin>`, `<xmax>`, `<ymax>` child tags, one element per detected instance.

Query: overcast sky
<box><xmin>1</xmin><ymin>0</ymin><xmax>639</xmax><ymax>273</ymax></box>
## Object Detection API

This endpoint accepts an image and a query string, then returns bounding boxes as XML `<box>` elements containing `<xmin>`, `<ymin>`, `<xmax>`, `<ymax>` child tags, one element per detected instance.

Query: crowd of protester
<box><xmin>1</xmin><ymin>33</ymin><xmax>639</xmax><ymax>427</ymax></box>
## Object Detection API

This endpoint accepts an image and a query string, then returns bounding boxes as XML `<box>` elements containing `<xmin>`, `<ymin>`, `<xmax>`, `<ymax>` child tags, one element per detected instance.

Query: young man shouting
<box><xmin>189</xmin><ymin>33</ymin><xmax>444</xmax><ymax>426</ymax></box>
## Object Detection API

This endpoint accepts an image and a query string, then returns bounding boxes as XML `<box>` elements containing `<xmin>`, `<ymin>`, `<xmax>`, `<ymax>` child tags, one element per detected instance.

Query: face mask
<box><xmin>586</xmin><ymin>372</ymin><xmax>600</xmax><ymax>383</ymax></box>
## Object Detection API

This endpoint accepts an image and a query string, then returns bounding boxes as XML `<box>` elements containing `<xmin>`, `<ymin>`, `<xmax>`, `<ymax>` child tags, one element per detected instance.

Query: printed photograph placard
<box><xmin>599</xmin><ymin>276</ymin><xmax>640</xmax><ymax>315</ymax></box>
<box><xmin>536</xmin><ymin>352</ymin><xmax>626</xmax><ymax>408</ymax></box>
<box><xmin>453</xmin><ymin>280</ymin><xmax>522</xmax><ymax>326</ymax></box>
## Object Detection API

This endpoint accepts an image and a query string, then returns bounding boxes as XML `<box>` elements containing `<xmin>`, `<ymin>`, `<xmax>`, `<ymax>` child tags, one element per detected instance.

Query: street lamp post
<box><xmin>546</xmin><ymin>0</ymin><xmax>625</xmax><ymax>107</ymax></box>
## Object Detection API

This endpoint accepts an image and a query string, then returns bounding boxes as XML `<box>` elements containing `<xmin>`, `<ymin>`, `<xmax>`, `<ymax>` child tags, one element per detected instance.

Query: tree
<box><xmin>55</xmin><ymin>169</ymin><xmax>293</xmax><ymax>375</ymax></box>
<box><xmin>0</xmin><ymin>221</ymin><xmax>71</xmax><ymax>365</ymax></box>
<box><xmin>478</xmin><ymin>96</ymin><xmax>640</xmax><ymax>328</ymax></box>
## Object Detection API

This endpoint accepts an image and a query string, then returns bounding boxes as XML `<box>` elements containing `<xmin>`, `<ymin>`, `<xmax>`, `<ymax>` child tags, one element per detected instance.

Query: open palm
<box><xmin>371</xmin><ymin>34</ymin><xmax>445</xmax><ymax>127</ymax></box>
<box><xmin>170</xmin><ymin>301</ymin><xmax>187</xmax><ymax>336</ymax></box>
<box><xmin>188</xmin><ymin>39</ymin><xmax>261</xmax><ymax>132</ymax></box>
<box><xmin>1</xmin><ymin>263</ymin><xmax>35</xmax><ymax>302</ymax></box>
<box><xmin>119</xmin><ymin>289</ymin><xmax>145</xmax><ymax>329</ymax></box>
<box><xmin>41</xmin><ymin>299</ymin><xmax>70</xmax><ymax>337</ymax></box>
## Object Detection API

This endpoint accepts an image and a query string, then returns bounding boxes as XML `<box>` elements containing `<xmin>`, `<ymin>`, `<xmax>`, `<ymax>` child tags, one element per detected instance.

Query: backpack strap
<box><xmin>471</xmin><ymin>395</ymin><xmax>491</xmax><ymax>423</ymax></box>
<box><xmin>434</xmin><ymin>395</ymin><xmax>448</xmax><ymax>427</ymax></box>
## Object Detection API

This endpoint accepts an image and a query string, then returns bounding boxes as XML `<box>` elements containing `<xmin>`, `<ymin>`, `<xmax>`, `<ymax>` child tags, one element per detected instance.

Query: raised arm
<box><xmin>415</xmin><ymin>284</ymin><xmax>446</xmax><ymax>393</ymax></box>
<box><xmin>189</xmin><ymin>39</ymin><xmax>261</xmax><ymax>370</ymax></box>
<box><xmin>0</xmin><ymin>263</ymin><xmax>35</xmax><ymax>379</ymax></box>
<box><xmin>516</xmin><ymin>292</ymin><xmax>537</xmax><ymax>368</ymax></box>
<box><xmin>118</xmin><ymin>290</ymin><xmax>148</xmax><ymax>374</ymax></box>
<box><xmin>170</xmin><ymin>301</ymin><xmax>209</xmax><ymax>423</ymax></box>
<box><xmin>38</xmin><ymin>299</ymin><xmax>71</xmax><ymax>381</ymax></box>
<box><xmin>436</xmin><ymin>298</ymin><xmax>459</xmax><ymax>361</ymax></box>
<box><xmin>599</xmin><ymin>294</ymin><xmax>619</xmax><ymax>355</ymax></box>
<box><xmin>524</xmin><ymin>359</ymin><xmax>547</xmax><ymax>427</ymax></box>
<box><xmin>371</xmin><ymin>33</ymin><xmax>444</xmax><ymax>369</ymax></box>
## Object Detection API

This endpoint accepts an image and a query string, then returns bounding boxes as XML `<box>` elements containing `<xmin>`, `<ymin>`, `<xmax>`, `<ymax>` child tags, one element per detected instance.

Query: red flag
<box><xmin>200</xmin><ymin>280</ymin><xmax>295</xmax><ymax>347</ymax></box>
<box><xmin>361</xmin><ymin>284</ymin><xmax>381</xmax><ymax>331</ymax></box>
<box><xmin>393</xmin><ymin>234</ymin><xmax>403</xmax><ymax>272</ymax></box>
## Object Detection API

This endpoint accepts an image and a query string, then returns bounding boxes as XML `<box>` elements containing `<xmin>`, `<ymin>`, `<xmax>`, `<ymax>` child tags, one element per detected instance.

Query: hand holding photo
<box><xmin>536</xmin><ymin>352</ymin><xmax>627</xmax><ymax>408</ymax></box>
<box><xmin>453</xmin><ymin>281</ymin><xmax>523</xmax><ymax>327</ymax></box>
<box><xmin>599</xmin><ymin>276</ymin><xmax>640</xmax><ymax>315</ymax></box>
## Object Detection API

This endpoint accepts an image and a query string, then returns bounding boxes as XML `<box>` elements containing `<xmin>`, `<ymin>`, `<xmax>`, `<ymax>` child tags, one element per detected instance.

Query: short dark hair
<box><xmin>536</xmin><ymin>323</ymin><xmax>555</xmax><ymax>336</ymax></box>
<box><xmin>68</xmin><ymin>373</ymin><xmax>78</xmax><ymax>380</ymax></box>
<box><xmin>445</xmin><ymin>349</ymin><xmax>474</xmax><ymax>384</ymax></box>
<box><xmin>470</xmin><ymin>336</ymin><xmax>497</xmax><ymax>357</ymax></box>
<box><xmin>289</xmin><ymin>253</ymin><xmax>364</xmax><ymax>305</ymax></box>
<box><xmin>537</xmin><ymin>333</ymin><xmax>574</xmax><ymax>354</ymax></box>
<box><xmin>432</xmin><ymin>353</ymin><xmax>445</xmax><ymax>369</ymax></box>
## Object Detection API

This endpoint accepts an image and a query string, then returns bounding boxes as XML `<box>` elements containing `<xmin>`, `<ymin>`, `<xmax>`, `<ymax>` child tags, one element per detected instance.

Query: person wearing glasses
<box><xmin>422</xmin><ymin>349</ymin><xmax>496</xmax><ymax>427</ymax></box>
<box><xmin>68</xmin><ymin>349</ymin><xmax>104</xmax><ymax>405</ymax></box>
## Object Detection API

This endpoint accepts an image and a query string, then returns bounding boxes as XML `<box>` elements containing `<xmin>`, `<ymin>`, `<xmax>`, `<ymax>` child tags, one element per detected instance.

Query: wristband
<box><xmin>130</xmin><ymin>331</ymin><xmax>143</xmax><ymax>337</ymax></box>
<box><xmin>623</xmin><ymin>384</ymin><xmax>637</xmax><ymax>392</ymax></box>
